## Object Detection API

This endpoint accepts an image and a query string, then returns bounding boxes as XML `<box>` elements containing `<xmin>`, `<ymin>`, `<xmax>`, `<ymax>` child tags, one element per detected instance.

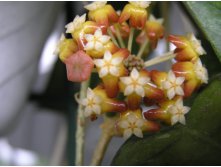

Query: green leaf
<box><xmin>184</xmin><ymin>2</ymin><xmax>221</xmax><ymax>62</ymax></box>
<box><xmin>112</xmin><ymin>77</ymin><xmax>221</xmax><ymax>165</ymax></box>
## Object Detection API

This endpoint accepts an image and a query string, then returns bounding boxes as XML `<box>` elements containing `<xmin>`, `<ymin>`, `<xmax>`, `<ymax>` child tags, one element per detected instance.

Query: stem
<box><xmin>107</xmin><ymin>28</ymin><xmax>119</xmax><ymax>47</ymax></box>
<box><xmin>90</xmin><ymin>131</ymin><xmax>112</xmax><ymax>165</ymax></box>
<box><xmin>137</xmin><ymin>39</ymin><xmax>149</xmax><ymax>58</ymax></box>
<box><xmin>75</xmin><ymin>79</ymin><xmax>90</xmax><ymax>166</ymax></box>
<box><xmin>114</xmin><ymin>24</ymin><xmax>126</xmax><ymax>48</ymax></box>
<box><xmin>127</xmin><ymin>27</ymin><xmax>134</xmax><ymax>52</ymax></box>
<box><xmin>144</xmin><ymin>51</ymin><xmax>175</xmax><ymax>67</ymax></box>
<box><xmin>90</xmin><ymin>117</ymin><xmax>118</xmax><ymax>166</ymax></box>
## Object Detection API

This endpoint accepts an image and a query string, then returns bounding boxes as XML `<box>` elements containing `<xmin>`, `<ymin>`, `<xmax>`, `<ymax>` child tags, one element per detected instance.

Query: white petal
<box><xmin>99</xmin><ymin>67</ymin><xmax>108</xmax><ymax>77</ymax></box>
<box><xmin>179</xmin><ymin>115</ymin><xmax>186</xmax><ymax>125</ymax></box>
<box><xmin>119</xmin><ymin>120</ymin><xmax>129</xmax><ymax>129</ymax></box>
<box><xmin>94</xmin><ymin>28</ymin><xmax>102</xmax><ymax>38</ymax></box>
<box><xmin>84</xmin><ymin>107</ymin><xmax>92</xmax><ymax>117</ymax></box>
<box><xmin>92</xmin><ymin>105</ymin><xmax>101</xmax><ymax>115</ymax></box>
<box><xmin>110</xmin><ymin>66</ymin><xmax>119</xmax><ymax>76</ymax></box>
<box><xmin>84</xmin><ymin>34</ymin><xmax>94</xmax><ymax>42</ymax></box>
<box><xmin>162</xmin><ymin>81</ymin><xmax>172</xmax><ymax>89</ymax></box>
<box><xmin>127</xmin><ymin>114</ymin><xmax>137</xmax><ymax>123</ymax></box>
<box><xmin>95</xmin><ymin>42</ymin><xmax>104</xmax><ymax>51</ymax></box>
<box><xmin>112</xmin><ymin>57</ymin><xmax>124</xmax><ymax>65</ymax></box>
<box><xmin>99</xmin><ymin>35</ymin><xmax>110</xmax><ymax>44</ymax></box>
<box><xmin>94</xmin><ymin>59</ymin><xmax>105</xmax><ymax>67</ymax></box>
<box><xmin>84</xmin><ymin>41</ymin><xmax>94</xmax><ymax>50</ymax></box>
<box><xmin>176</xmin><ymin>98</ymin><xmax>183</xmax><ymax>107</ymax></box>
<box><xmin>124</xmin><ymin>85</ymin><xmax>134</xmax><ymax>96</ymax></box>
<box><xmin>87</xmin><ymin>88</ymin><xmax>94</xmax><ymax>99</ymax></box>
<box><xmin>138</xmin><ymin>77</ymin><xmax>150</xmax><ymax>85</ymax></box>
<box><xmin>183</xmin><ymin>106</ymin><xmax>190</xmax><ymax>114</ymax></box>
<box><xmin>171</xmin><ymin>115</ymin><xmax>179</xmax><ymax>125</ymax></box>
<box><xmin>123</xmin><ymin>129</ymin><xmax>133</xmax><ymax>139</ymax></box>
<box><xmin>104</xmin><ymin>51</ymin><xmax>112</xmax><ymax>61</ymax></box>
<box><xmin>176</xmin><ymin>77</ymin><xmax>185</xmax><ymax>85</ymax></box>
<box><xmin>84</xmin><ymin>1</ymin><xmax>107</xmax><ymax>11</ymax></box>
<box><xmin>81</xmin><ymin>99</ymin><xmax>88</xmax><ymax>106</ymax></box>
<box><xmin>168</xmin><ymin>70</ymin><xmax>176</xmax><ymax>82</ymax></box>
<box><xmin>120</xmin><ymin>77</ymin><xmax>132</xmax><ymax>85</ymax></box>
<box><xmin>131</xmin><ymin>68</ymin><xmax>139</xmax><ymax>79</ymax></box>
<box><xmin>94</xmin><ymin>96</ymin><xmax>101</xmax><ymax>104</ymax></box>
<box><xmin>133</xmin><ymin>128</ymin><xmax>143</xmax><ymax>138</ymax></box>
<box><xmin>135</xmin><ymin>86</ymin><xmax>145</xmax><ymax>97</ymax></box>
<box><xmin>135</xmin><ymin>119</ymin><xmax>144</xmax><ymax>128</ymax></box>
<box><xmin>167</xmin><ymin>88</ymin><xmax>175</xmax><ymax>100</ymax></box>
<box><xmin>175</xmin><ymin>86</ymin><xmax>184</xmax><ymax>96</ymax></box>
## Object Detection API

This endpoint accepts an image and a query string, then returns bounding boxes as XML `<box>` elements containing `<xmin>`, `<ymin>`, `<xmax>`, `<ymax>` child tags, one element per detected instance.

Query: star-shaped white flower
<box><xmin>84</xmin><ymin>28</ymin><xmax>110</xmax><ymax>52</ymax></box>
<box><xmin>94</xmin><ymin>51</ymin><xmax>123</xmax><ymax>77</ymax></box>
<box><xmin>162</xmin><ymin>70</ymin><xmax>185</xmax><ymax>100</ymax></box>
<box><xmin>84</xmin><ymin>1</ymin><xmax>107</xmax><ymax>11</ymax></box>
<box><xmin>129</xmin><ymin>1</ymin><xmax>151</xmax><ymax>8</ymax></box>
<box><xmin>120</xmin><ymin>68</ymin><xmax>150</xmax><ymax>97</ymax></box>
<box><xmin>54</xmin><ymin>33</ymin><xmax>65</xmax><ymax>55</ymax></box>
<box><xmin>119</xmin><ymin>113</ymin><xmax>145</xmax><ymax>139</ymax></box>
<box><xmin>168</xmin><ymin>98</ymin><xmax>190</xmax><ymax>125</ymax></box>
<box><xmin>65</xmin><ymin>14</ymin><xmax>86</xmax><ymax>33</ymax></box>
<box><xmin>149</xmin><ymin>14</ymin><xmax>164</xmax><ymax>25</ymax></box>
<box><xmin>188</xmin><ymin>33</ymin><xmax>206</xmax><ymax>55</ymax></box>
<box><xmin>81</xmin><ymin>88</ymin><xmax>101</xmax><ymax>117</ymax></box>
<box><xmin>194</xmin><ymin>59</ymin><xmax>208</xmax><ymax>84</ymax></box>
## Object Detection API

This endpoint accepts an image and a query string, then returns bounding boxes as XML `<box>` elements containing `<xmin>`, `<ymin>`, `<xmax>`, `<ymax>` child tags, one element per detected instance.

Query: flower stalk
<box><xmin>90</xmin><ymin>116</ymin><xmax>118</xmax><ymax>166</ymax></box>
<box><xmin>144</xmin><ymin>51</ymin><xmax>175</xmax><ymax>67</ymax></box>
<box><xmin>137</xmin><ymin>39</ymin><xmax>149</xmax><ymax>58</ymax></box>
<box><xmin>107</xmin><ymin>28</ymin><xmax>119</xmax><ymax>47</ymax></box>
<box><xmin>127</xmin><ymin>27</ymin><xmax>134</xmax><ymax>52</ymax></box>
<box><xmin>75</xmin><ymin>79</ymin><xmax>90</xmax><ymax>166</ymax></box>
<box><xmin>114</xmin><ymin>24</ymin><xmax>126</xmax><ymax>48</ymax></box>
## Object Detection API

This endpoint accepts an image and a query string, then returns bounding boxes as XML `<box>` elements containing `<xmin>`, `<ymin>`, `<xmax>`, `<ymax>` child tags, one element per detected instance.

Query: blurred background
<box><xmin>0</xmin><ymin>1</ymin><xmax>199</xmax><ymax>165</ymax></box>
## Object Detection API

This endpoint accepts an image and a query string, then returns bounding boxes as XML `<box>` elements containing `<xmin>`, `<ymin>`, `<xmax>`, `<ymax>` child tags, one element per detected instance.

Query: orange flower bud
<box><xmin>145</xmin><ymin>15</ymin><xmax>164</xmax><ymax>48</ymax></box>
<box><xmin>85</xmin><ymin>2</ymin><xmax>119</xmax><ymax>26</ymax></box>
<box><xmin>119</xmin><ymin>2</ymin><xmax>150</xmax><ymax>29</ymax></box>
<box><xmin>150</xmin><ymin>70</ymin><xmax>167</xmax><ymax>87</ymax></box>
<box><xmin>110</xmin><ymin>22</ymin><xmax>130</xmax><ymax>39</ymax></box>
<box><xmin>55</xmin><ymin>34</ymin><xmax>78</xmax><ymax>62</ymax></box>
<box><xmin>168</xmin><ymin>33</ymin><xmax>206</xmax><ymax>62</ymax></box>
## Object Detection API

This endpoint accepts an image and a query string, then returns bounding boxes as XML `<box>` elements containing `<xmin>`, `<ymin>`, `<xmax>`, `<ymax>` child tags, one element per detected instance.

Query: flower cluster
<box><xmin>55</xmin><ymin>1</ymin><xmax>208</xmax><ymax>139</ymax></box>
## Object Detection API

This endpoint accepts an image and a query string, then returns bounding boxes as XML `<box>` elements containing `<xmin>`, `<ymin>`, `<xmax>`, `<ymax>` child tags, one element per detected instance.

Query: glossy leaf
<box><xmin>184</xmin><ymin>2</ymin><xmax>221</xmax><ymax>62</ymax></box>
<box><xmin>112</xmin><ymin>76</ymin><xmax>221</xmax><ymax>165</ymax></box>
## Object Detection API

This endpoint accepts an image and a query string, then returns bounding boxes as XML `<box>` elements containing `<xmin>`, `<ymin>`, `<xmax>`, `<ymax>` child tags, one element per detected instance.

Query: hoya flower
<box><xmin>168</xmin><ymin>98</ymin><xmax>190</xmax><ymax>125</ymax></box>
<box><xmin>144</xmin><ymin>97</ymin><xmax>190</xmax><ymax>125</ymax></box>
<box><xmin>118</xmin><ymin>110</ymin><xmax>160</xmax><ymax>139</ymax></box>
<box><xmin>118</xmin><ymin>112</ymin><xmax>145</xmax><ymax>138</ymax></box>
<box><xmin>120</xmin><ymin>68</ymin><xmax>149</xmax><ymax>110</ymax></box>
<box><xmin>94</xmin><ymin>49</ymin><xmax>129</xmax><ymax>98</ymax></box>
<box><xmin>188</xmin><ymin>33</ymin><xmax>206</xmax><ymax>56</ymax></box>
<box><xmin>119</xmin><ymin>1</ymin><xmax>151</xmax><ymax>29</ymax></box>
<box><xmin>81</xmin><ymin>88</ymin><xmax>102</xmax><ymax>117</ymax></box>
<box><xmin>172</xmin><ymin>58</ymin><xmax>208</xmax><ymax>97</ymax></box>
<box><xmin>120</xmin><ymin>68</ymin><xmax>149</xmax><ymax>97</ymax></box>
<box><xmin>84</xmin><ymin>28</ymin><xmax>110</xmax><ymax>51</ymax></box>
<box><xmin>85</xmin><ymin>1</ymin><xmax>119</xmax><ymax>26</ymax></box>
<box><xmin>162</xmin><ymin>70</ymin><xmax>185</xmax><ymax>100</ymax></box>
<box><xmin>94</xmin><ymin>50</ymin><xmax>123</xmax><ymax>77</ymax></box>
<box><xmin>194</xmin><ymin>59</ymin><xmax>208</xmax><ymax>84</ymax></box>
<box><xmin>64</xmin><ymin>50</ymin><xmax>94</xmax><ymax>82</ymax></box>
<box><xmin>168</xmin><ymin>33</ymin><xmax>206</xmax><ymax>62</ymax></box>
<box><xmin>65</xmin><ymin>14</ymin><xmax>86</xmax><ymax>34</ymax></box>
<box><xmin>54</xmin><ymin>34</ymin><xmax>78</xmax><ymax>62</ymax></box>
<box><xmin>145</xmin><ymin>15</ymin><xmax>164</xmax><ymax>48</ymax></box>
